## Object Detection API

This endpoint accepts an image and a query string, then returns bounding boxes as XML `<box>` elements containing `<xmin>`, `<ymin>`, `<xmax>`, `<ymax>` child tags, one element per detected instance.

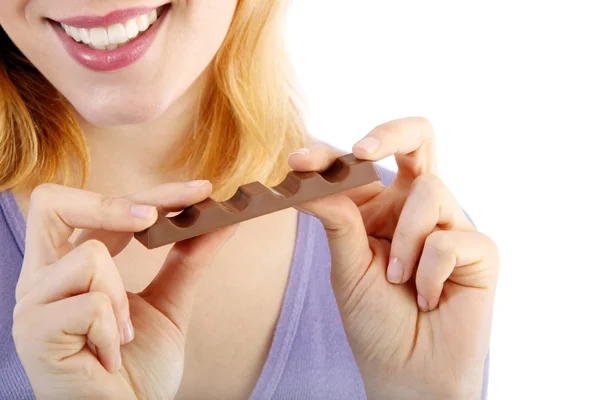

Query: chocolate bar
<box><xmin>134</xmin><ymin>153</ymin><xmax>381</xmax><ymax>249</ymax></box>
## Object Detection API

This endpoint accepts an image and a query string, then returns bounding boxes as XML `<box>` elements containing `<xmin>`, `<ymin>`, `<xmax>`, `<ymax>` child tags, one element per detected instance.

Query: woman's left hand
<box><xmin>289</xmin><ymin>117</ymin><xmax>499</xmax><ymax>400</ymax></box>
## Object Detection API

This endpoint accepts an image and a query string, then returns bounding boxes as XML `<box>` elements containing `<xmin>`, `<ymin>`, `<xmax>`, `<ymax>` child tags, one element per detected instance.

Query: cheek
<box><xmin>1</xmin><ymin>5</ymin><xmax>68</xmax><ymax>105</ymax></box>
<box><xmin>0</xmin><ymin>0</ymin><xmax>27</xmax><ymax>24</ymax></box>
<box><xmin>0</xmin><ymin>1</ymin><xmax>41</xmax><ymax>56</ymax></box>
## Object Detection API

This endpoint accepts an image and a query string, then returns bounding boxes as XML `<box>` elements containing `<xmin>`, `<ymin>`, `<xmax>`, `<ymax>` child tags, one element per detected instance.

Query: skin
<box><xmin>3</xmin><ymin>1</ymin><xmax>499</xmax><ymax>399</ymax></box>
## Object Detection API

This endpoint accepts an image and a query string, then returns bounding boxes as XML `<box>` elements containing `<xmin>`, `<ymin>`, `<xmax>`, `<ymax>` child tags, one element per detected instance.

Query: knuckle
<box><xmin>11</xmin><ymin>308</ymin><xmax>25</xmax><ymax>340</ymax></box>
<box><xmin>481</xmin><ymin>233</ymin><xmax>501</xmax><ymax>265</ymax></box>
<box><xmin>337</xmin><ymin>204</ymin><xmax>361</xmax><ymax>227</ymax></box>
<box><xmin>98</xmin><ymin>195</ymin><xmax>130</xmax><ymax>220</ymax></box>
<box><xmin>88</xmin><ymin>292</ymin><xmax>113</xmax><ymax>319</ymax></box>
<box><xmin>78</xmin><ymin>240</ymin><xmax>127</xmax><ymax>310</ymax></box>
<box><xmin>29</xmin><ymin>183</ymin><xmax>59</xmax><ymax>209</ymax></box>
<box><xmin>383</xmin><ymin>116</ymin><xmax>434</xmax><ymax>136</ymax></box>
<box><xmin>14</xmin><ymin>280</ymin><xmax>28</xmax><ymax>303</ymax></box>
<box><xmin>425</xmin><ymin>231</ymin><xmax>455</xmax><ymax>259</ymax></box>
<box><xmin>11</xmin><ymin>306</ymin><xmax>34</xmax><ymax>350</ymax></box>
<box><xmin>411</xmin><ymin>174</ymin><xmax>444</xmax><ymax>200</ymax></box>
<box><xmin>374</xmin><ymin>120</ymin><xmax>399</xmax><ymax>137</ymax></box>
<box><xmin>323</xmin><ymin>200</ymin><xmax>362</xmax><ymax>239</ymax></box>
<box><xmin>98</xmin><ymin>195</ymin><xmax>118</xmax><ymax>216</ymax></box>
<box><xmin>12</xmin><ymin>301</ymin><xmax>26</xmax><ymax>323</ymax></box>
<box><xmin>79</xmin><ymin>239</ymin><xmax>110</xmax><ymax>267</ymax></box>
<box><xmin>312</xmin><ymin>142</ymin><xmax>334</xmax><ymax>154</ymax></box>
<box><xmin>413</xmin><ymin>116</ymin><xmax>434</xmax><ymax>132</ymax></box>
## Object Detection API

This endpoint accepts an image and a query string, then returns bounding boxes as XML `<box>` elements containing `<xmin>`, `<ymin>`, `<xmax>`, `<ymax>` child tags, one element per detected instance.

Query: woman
<box><xmin>0</xmin><ymin>1</ymin><xmax>498</xmax><ymax>399</ymax></box>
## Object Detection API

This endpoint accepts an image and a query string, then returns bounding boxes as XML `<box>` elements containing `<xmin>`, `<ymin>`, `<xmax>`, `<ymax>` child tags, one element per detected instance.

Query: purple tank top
<box><xmin>0</xmin><ymin>166</ymin><xmax>489</xmax><ymax>399</ymax></box>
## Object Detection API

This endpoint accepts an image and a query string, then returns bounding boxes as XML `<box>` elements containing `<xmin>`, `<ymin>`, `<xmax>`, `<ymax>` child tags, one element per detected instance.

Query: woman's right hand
<box><xmin>12</xmin><ymin>181</ymin><xmax>236</xmax><ymax>399</ymax></box>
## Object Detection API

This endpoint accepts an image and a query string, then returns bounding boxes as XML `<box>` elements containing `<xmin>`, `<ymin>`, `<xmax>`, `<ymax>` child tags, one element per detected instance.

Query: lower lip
<box><xmin>51</xmin><ymin>7</ymin><xmax>169</xmax><ymax>72</ymax></box>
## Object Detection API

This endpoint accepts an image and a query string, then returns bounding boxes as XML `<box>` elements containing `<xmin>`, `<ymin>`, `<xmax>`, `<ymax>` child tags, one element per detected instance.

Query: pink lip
<box><xmin>51</xmin><ymin>6</ymin><xmax>169</xmax><ymax>72</ymax></box>
<box><xmin>56</xmin><ymin>7</ymin><xmax>158</xmax><ymax>29</ymax></box>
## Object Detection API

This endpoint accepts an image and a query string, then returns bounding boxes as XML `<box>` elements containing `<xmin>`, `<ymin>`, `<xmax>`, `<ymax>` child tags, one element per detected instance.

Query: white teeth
<box><xmin>107</xmin><ymin>24</ymin><xmax>128</xmax><ymax>44</ymax></box>
<box><xmin>70</xmin><ymin>27</ymin><xmax>82</xmax><ymax>42</ymax></box>
<box><xmin>137</xmin><ymin>14</ymin><xmax>150</xmax><ymax>32</ymax></box>
<box><xmin>125</xmin><ymin>19</ymin><xmax>139</xmax><ymax>39</ymax></box>
<box><xmin>80</xmin><ymin>28</ymin><xmax>91</xmax><ymax>44</ymax></box>
<box><xmin>60</xmin><ymin>7</ymin><xmax>162</xmax><ymax>50</ymax></box>
<box><xmin>89</xmin><ymin>27</ymin><xmax>109</xmax><ymax>47</ymax></box>
<box><xmin>148</xmin><ymin>9</ymin><xmax>157</xmax><ymax>24</ymax></box>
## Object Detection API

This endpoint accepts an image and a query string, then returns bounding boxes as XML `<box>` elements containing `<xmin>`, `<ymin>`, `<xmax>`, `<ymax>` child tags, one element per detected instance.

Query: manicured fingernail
<box><xmin>417</xmin><ymin>294</ymin><xmax>429</xmax><ymax>312</ymax></box>
<box><xmin>387</xmin><ymin>257</ymin><xmax>403</xmax><ymax>283</ymax></box>
<box><xmin>121</xmin><ymin>317</ymin><xmax>135</xmax><ymax>345</ymax></box>
<box><xmin>289</xmin><ymin>148</ymin><xmax>310</xmax><ymax>156</ymax></box>
<box><xmin>354</xmin><ymin>137</ymin><xmax>380</xmax><ymax>154</ymax></box>
<box><xmin>185</xmin><ymin>180</ymin><xmax>209</xmax><ymax>187</ymax></box>
<box><xmin>130</xmin><ymin>205</ymin><xmax>156</xmax><ymax>219</ymax></box>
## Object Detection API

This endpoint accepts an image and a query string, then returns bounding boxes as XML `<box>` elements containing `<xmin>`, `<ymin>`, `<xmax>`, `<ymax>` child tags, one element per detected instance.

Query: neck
<box><xmin>79</xmin><ymin>73</ymin><xmax>208</xmax><ymax>197</ymax></box>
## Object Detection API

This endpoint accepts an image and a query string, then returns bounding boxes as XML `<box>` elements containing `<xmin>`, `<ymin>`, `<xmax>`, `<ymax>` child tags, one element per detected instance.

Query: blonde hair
<box><xmin>0</xmin><ymin>0</ymin><xmax>309</xmax><ymax>200</ymax></box>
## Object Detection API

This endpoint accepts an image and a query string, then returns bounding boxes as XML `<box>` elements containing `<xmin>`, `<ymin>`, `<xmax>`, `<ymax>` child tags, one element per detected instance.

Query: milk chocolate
<box><xmin>134</xmin><ymin>153</ymin><xmax>381</xmax><ymax>249</ymax></box>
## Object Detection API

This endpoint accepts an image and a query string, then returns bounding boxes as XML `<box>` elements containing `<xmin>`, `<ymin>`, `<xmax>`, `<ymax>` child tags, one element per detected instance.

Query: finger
<box><xmin>18</xmin><ymin>240</ymin><xmax>134</xmax><ymax>345</ymax></box>
<box><xmin>74</xmin><ymin>180</ymin><xmax>212</xmax><ymax>256</ymax></box>
<box><xmin>141</xmin><ymin>224</ymin><xmax>238</xmax><ymax>333</ymax></box>
<box><xmin>15</xmin><ymin>292</ymin><xmax>122</xmax><ymax>373</ymax></box>
<box><xmin>51</xmin><ymin>292</ymin><xmax>121</xmax><ymax>373</ymax></box>
<box><xmin>124</xmin><ymin>180</ymin><xmax>212</xmax><ymax>214</ymax></box>
<box><xmin>287</xmin><ymin>145</ymin><xmax>385</xmax><ymax>207</ymax></box>
<box><xmin>287</xmin><ymin>143</ymin><xmax>342</xmax><ymax>172</ymax></box>
<box><xmin>386</xmin><ymin>174</ymin><xmax>475</xmax><ymax>284</ymax></box>
<box><xmin>299</xmin><ymin>194</ymin><xmax>373</xmax><ymax>302</ymax></box>
<box><xmin>415</xmin><ymin>230</ymin><xmax>499</xmax><ymax>312</ymax></box>
<box><xmin>24</xmin><ymin>184</ymin><xmax>157</xmax><ymax>268</ymax></box>
<box><xmin>352</xmin><ymin>116</ymin><xmax>437</xmax><ymax>177</ymax></box>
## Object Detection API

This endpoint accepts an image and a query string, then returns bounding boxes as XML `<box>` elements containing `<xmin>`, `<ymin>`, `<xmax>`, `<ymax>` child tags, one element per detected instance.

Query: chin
<box><xmin>71</xmin><ymin>90</ymin><xmax>175</xmax><ymax>127</ymax></box>
<box><xmin>81</xmin><ymin>109</ymin><xmax>166</xmax><ymax>128</ymax></box>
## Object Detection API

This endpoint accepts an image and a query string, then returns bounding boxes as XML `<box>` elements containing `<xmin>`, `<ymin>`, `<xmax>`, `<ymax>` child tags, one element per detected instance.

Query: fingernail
<box><xmin>354</xmin><ymin>137</ymin><xmax>380</xmax><ymax>154</ymax></box>
<box><xmin>289</xmin><ymin>148</ymin><xmax>310</xmax><ymax>157</ymax></box>
<box><xmin>387</xmin><ymin>257</ymin><xmax>403</xmax><ymax>283</ymax></box>
<box><xmin>185</xmin><ymin>180</ymin><xmax>209</xmax><ymax>188</ymax></box>
<box><xmin>121</xmin><ymin>317</ymin><xmax>135</xmax><ymax>345</ymax></box>
<box><xmin>417</xmin><ymin>294</ymin><xmax>429</xmax><ymax>312</ymax></box>
<box><xmin>130</xmin><ymin>205</ymin><xmax>156</xmax><ymax>219</ymax></box>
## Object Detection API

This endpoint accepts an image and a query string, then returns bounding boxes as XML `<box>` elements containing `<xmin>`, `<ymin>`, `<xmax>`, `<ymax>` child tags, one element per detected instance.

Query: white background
<box><xmin>286</xmin><ymin>1</ymin><xmax>600</xmax><ymax>399</ymax></box>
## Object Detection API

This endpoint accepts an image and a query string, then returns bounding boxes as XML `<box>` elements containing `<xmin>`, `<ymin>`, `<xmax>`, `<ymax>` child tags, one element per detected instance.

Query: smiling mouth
<box><xmin>57</xmin><ymin>5</ymin><xmax>167</xmax><ymax>51</ymax></box>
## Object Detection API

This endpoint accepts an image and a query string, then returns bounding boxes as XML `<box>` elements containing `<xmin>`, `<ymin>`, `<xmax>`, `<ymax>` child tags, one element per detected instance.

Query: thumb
<box><xmin>74</xmin><ymin>181</ymin><xmax>215</xmax><ymax>256</ymax></box>
<box><xmin>299</xmin><ymin>195</ymin><xmax>373</xmax><ymax>300</ymax></box>
<box><xmin>141</xmin><ymin>224</ymin><xmax>238</xmax><ymax>334</ymax></box>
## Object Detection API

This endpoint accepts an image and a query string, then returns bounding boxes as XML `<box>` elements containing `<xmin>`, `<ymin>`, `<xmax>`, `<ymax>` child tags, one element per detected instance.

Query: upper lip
<box><xmin>53</xmin><ymin>5</ymin><xmax>165</xmax><ymax>28</ymax></box>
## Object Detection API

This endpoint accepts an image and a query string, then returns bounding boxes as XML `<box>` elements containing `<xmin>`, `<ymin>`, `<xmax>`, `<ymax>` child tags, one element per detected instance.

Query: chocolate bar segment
<box><xmin>134</xmin><ymin>154</ymin><xmax>381</xmax><ymax>249</ymax></box>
